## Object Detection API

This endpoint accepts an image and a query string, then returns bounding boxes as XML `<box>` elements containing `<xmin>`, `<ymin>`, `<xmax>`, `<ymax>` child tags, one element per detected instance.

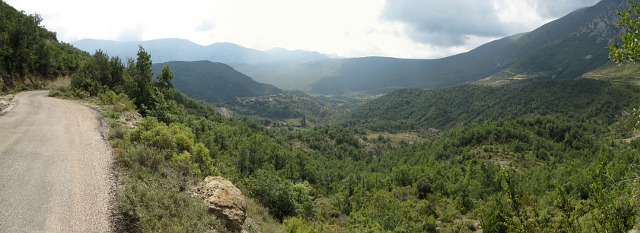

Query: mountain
<box><xmin>339</xmin><ymin>78</ymin><xmax>640</xmax><ymax>131</ymax></box>
<box><xmin>235</xmin><ymin>0</ymin><xmax>627</xmax><ymax>94</ymax></box>
<box><xmin>72</xmin><ymin>38</ymin><xmax>331</xmax><ymax>64</ymax></box>
<box><xmin>151</xmin><ymin>61</ymin><xmax>281</xmax><ymax>103</ymax></box>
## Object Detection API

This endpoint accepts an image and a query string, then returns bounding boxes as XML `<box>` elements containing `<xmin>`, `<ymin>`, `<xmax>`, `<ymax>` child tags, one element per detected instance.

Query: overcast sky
<box><xmin>6</xmin><ymin>0</ymin><xmax>600</xmax><ymax>59</ymax></box>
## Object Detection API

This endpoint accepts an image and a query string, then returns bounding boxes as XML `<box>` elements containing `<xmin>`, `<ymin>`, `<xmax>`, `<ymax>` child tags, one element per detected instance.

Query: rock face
<box><xmin>0</xmin><ymin>94</ymin><xmax>14</xmax><ymax>114</ymax></box>
<box><xmin>193</xmin><ymin>176</ymin><xmax>247</xmax><ymax>232</ymax></box>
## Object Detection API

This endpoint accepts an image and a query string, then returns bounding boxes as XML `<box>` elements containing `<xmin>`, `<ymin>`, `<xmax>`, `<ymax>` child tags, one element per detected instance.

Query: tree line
<box><xmin>0</xmin><ymin>0</ymin><xmax>88</xmax><ymax>91</ymax></box>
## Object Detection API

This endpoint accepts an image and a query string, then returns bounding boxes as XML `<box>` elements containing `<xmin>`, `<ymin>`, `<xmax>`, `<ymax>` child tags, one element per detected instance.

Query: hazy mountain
<box><xmin>235</xmin><ymin>0</ymin><xmax>626</xmax><ymax>95</ymax></box>
<box><xmin>72</xmin><ymin>38</ymin><xmax>331</xmax><ymax>64</ymax></box>
<box><xmin>151</xmin><ymin>61</ymin><xmax>281</xmax><ymax>103</ymax></box>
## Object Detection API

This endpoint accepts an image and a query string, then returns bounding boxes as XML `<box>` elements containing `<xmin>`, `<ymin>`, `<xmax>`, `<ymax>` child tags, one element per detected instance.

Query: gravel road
<box><xmin>0</xmin><ymin>90</ymin><xmax>113</xmax><ymax>232</ymax></box>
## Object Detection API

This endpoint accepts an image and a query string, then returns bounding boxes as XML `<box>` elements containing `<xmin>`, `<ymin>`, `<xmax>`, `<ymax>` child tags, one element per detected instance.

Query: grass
<box><xmin>244</xmin><ymin>197</ymin><xmax>283</xmax><ymax>232</ymax></box>
<box><xmin>585</xmin><ymin>62</ymin><xmax>640</xmax><ymax>85</ymax></box>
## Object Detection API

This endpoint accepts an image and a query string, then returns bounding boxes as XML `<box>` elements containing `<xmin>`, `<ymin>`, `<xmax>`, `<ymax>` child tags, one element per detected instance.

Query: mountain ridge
<box><xmin>72</xmin><ymin>38</ymin><xmax>331</xmax><ymax>64</ymax></box>
<box><xmin>237</xmin><ymin>0</ymin><xmax>627</xmax><ymax>94</ymax></box>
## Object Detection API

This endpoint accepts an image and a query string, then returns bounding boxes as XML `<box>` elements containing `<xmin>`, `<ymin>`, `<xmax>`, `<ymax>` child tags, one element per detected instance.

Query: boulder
<box><xmin>193</xmin><ymin>176</ymin><xmax>247</xmax><ymax>232</ymax></box>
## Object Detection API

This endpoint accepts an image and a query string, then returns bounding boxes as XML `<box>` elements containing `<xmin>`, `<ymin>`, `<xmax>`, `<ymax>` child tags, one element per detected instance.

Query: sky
<box><xmin>6</xmin><ymin>0</ymin><xmax>601</xmax><ymax>59</ymax></box>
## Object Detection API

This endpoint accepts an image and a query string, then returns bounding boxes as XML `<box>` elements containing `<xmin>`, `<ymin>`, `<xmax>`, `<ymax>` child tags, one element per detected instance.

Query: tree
<box><xmin>156</xmin><ymin>63</ymin><xmax>175</xmax><ymax>100</ymax></box>
<box><xmin>608</xmin><ymin>0</ymin><xmax>640</xmax><ymax>129</ymax></box>
<box><xmin>127</xmin><ymin>45</ymin><xmax>155</xmax><ymax>115</ymax></box>
<box><xmin>609</xmin><ymin>0</ymin><xmax>640</xmax><ymax>64</ymax></box>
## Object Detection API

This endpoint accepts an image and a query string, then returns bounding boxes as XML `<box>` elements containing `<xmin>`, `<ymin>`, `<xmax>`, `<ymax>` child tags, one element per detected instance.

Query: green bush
<box><xmin>99</xmin><ymin>90</ymin><xmax>136</xmax><ymax>112</ymax></box>
<box><xmin>108</xmin><ymin>120</ymin><xmax>128</xmax><ymax>140</ymax></box>
<box><xmin>125</xmin><ymin>117</ymin><xmax>194</xmax><ymax>153</ymax></box>
<box><xmin>248</xmin><ymin>170</ymin><xmax>297</xmax><ymax>221</ymax></box>
<box><xmin>283</xmin><ymin>217</ymin><xmax>321</xmax><ymax>233</ymax></box>
<box><xmin>118</xmin><ymin>143</ymin><xmax>164</xmax><ymax>171</ymax></box>
<box><xmin>117</xmin><ymin>170</ymin><xmax>221</xmax><ymax>232</ymax></box>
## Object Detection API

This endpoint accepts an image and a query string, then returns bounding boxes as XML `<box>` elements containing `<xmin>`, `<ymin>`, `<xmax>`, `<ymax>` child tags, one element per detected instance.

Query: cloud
<box><xmin>530</xmin><ymin>0</ymin><xmax>600</xmax><ymax>18</ymax></box>
<box><xmin>4</xmin><ymin>0</ymin><xmax>602</xmax><ymax>59</ymax></box>
<box><xmin>381</xmin><ymin>0</ymin><xmax>600</xmax><ymax>47</ymax></box>
<box><xmin>197</xmin><ymin>21</ymin><xmax>215</xmax><ymax>32</ymax></box>
<box><xmin>382</xmin><ymin>0</ymin><xmax>513</xmax><ymax>46</ymax></box>
<box><xmin>116</xmin><ymin>25</ymin><xmax>145</xmax><ymax>42</ymax></box>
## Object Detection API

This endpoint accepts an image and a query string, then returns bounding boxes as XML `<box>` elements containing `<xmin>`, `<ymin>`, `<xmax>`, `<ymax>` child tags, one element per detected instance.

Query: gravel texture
<box><xmin>0</xmin><ymin>90</ymin><xmax>114</xmax><ymax>232</ymax></box>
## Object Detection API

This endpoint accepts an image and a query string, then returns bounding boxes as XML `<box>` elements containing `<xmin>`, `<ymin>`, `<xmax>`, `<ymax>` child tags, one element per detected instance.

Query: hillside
<box><xmin>339</xmin><ymin>79</ymin><xmax>640</xmax><ymax>131</ymax></box>
<box><xmin>236</xmin><ymin>0</ymin><xmax>627</xmax><ymax>95</ymax></box>
<box><xmin>4</xmin><ymin>0</ymin><xmax>639</xmax><ymax>231</ymax></box>
<box><xmin>71</xmin><ymin>43</ymin><xmax>640</xmax><ymax>231</ymax></box>
<box><xmin>72</xmin><ymin>38</ymin><xmax>331</xmax><ymax>64</ymax></box>
<box><xmin>151</xmin><ymin>61</ymin><xmax>281</xmax><ymax>103</ymax></box>
<box><xmin>0</xmin><ymin>1</ymin><xmax>89</xmax><ymax>92</ymax></box>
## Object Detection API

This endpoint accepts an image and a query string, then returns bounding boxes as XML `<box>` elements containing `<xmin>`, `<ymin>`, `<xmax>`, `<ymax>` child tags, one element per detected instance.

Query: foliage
<box><xmin>127</xmin><ymin>46</ymin><xmax>156</xmax><ymax>115</ymax></box>
<box><xmin>0</xmin><ymin>1</ymin><xmax>88</xmax><ymax>87</ymax></box>
<box><xmin>66</xmin><ymin>34</ymin><xmax>640</xmax><ymax>232</ymax></box>
<box><xmin>609</xmin><ymin>0</ymin><xmax>640</xmax><ymax>64</ymax></box>
<box><xmin>116</xmin><ymin>145</ymin><xmax>221</xmax><ymax>232</ymax></box>
<box><xmin>341</xmin><ymin>79</ymin><xmax>640</xmax><ymax>132</ymax></box>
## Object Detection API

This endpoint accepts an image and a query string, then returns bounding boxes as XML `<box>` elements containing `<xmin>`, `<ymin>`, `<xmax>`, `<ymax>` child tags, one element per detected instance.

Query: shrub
<box><xmin>118</xmin><ymin>143</ymin><xmax>164</xmax><ymax>171</ymax></box>
<box><xmin>108</xmin><ymin>120</ymin><xmax>128</xmax><ymax>140</ymax></box>
<box><xmin>125</xmin><ymin>117</ymin><xmax>195</xmax><ymax>153</ymax></box>
<box><xmin>99</xmin><ymin>90</ymin><xmax>136</xmax><ymax>111</ymax></box>
<box><xmin>117</xmin><ymin>171</ymin><xmax>221</xmax><ymax>232</ymax></box>
<box><xmin>248</xmin><ymin>170</ymin><xmax>296</xmax><ymax>221</ymax></box>
<box><xmin>283</xmin><ymin>217</ymin><xmax>321</xmax><ymax>233</ymax></box>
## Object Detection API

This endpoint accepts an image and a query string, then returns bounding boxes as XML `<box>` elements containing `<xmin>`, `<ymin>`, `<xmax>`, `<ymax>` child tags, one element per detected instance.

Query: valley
<box><xmin>2</xmin><ymin>0</ymin><xmax>640</xmax><ymax>232</ymax></box>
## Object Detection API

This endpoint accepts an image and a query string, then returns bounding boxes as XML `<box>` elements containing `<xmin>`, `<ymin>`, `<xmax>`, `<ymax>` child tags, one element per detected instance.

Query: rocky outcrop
<box><xmin>192</xmin><ymin>176</ymin><xmax>247</xmax><ymax>232</ymax></box>
<box><xmin>0</xmin><ymin>94</ymin><xmax>14</xmax><ymax>114</ymax></box>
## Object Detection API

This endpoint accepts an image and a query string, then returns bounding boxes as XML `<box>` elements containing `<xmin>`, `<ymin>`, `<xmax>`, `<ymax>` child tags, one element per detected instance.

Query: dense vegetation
<box><xmin>229</xmin><ymin>91</ymin><xmax>366</xmax><ymax>126</ymax></box>
<box><xmin>5</xmin><ymin>0</ymin><xmax>639</xmax><ymax>231</ymax></box>
<box><xmin>341</xmin><ymin>79</ymin><xmax>640</xmax><ymax>132</ymax></box>
<box><xmin>0</xmin><ymin>0</ymin><xmax>88</xmax><ymax>92</ymax></box>
<box><xmin>61</xmin><ymin>45</ymin><xmax>640</xmax><ymax>232</ymax></box>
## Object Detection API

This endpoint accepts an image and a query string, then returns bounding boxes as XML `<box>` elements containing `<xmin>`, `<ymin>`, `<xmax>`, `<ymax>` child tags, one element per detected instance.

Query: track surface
<box><xmin>0</xmin><ymin>90</ymin><xmax>113</xmax><ymax>232</ymax></box>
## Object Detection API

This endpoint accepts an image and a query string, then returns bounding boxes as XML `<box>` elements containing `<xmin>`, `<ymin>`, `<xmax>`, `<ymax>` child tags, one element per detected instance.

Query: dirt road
<box><xmin>0</xmin><ymin>90</ymin><xmax>113</xmax><ymax>232</ymax></box>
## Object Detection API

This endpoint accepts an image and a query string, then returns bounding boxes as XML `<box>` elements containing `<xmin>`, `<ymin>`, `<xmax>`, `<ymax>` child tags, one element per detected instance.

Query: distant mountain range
<box><xmin>79</xmin><ymin>0</ymin><xmax>627</xmax><ymax>96</ymax></box>
<box><xmin>151</xmin><ymin>61</ymin><xmax>281</xmax><ymax>103</ymax></box>
<box><xmin>236</xmin><ymin>0</ymin><xmax>626</xmax><ymax>94</ymax></box>
<box><xmin>72</xmin><ymin>38</ymin><xmax>330</xmax><ymax>64</ymax></box>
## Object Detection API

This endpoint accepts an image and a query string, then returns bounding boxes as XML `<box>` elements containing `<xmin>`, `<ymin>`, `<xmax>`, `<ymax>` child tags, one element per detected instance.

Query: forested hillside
<box><xmin>4</xmin><ymin>0</ymin><xmax>640</xmax><ymax>232</ymax></box>
<box><xmin>60</xmin><ymin>45</ymin><xmax>640</xmax><ymax>232</ymax></box>
<box><xmin>0</xmin><ymin>1</ymin><xmax>88</xmax><ymax>92</ymax></box>
<box><xmin>150</xmin><ymin>61</ymin><xmax>281</xmax><ymax>103</ymax></box>
<box><xmin>341</xmin><ymin>79</ymin><xmax>640</xmax><ymax>131</ymax></box>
